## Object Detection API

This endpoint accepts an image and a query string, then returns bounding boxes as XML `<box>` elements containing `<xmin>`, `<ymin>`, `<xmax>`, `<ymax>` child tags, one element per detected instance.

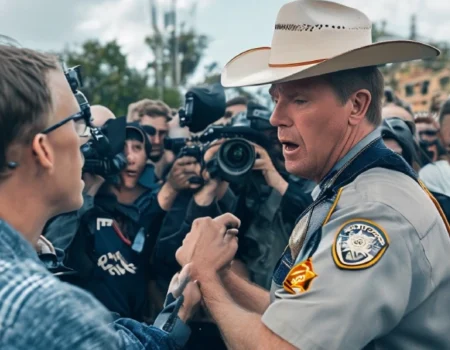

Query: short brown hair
<box><xmin>415</xmin><ymin>115</ymin><xmax>440</xmax><ymax>129</ymax></box>
<box><xmin>128</xmin><ymin>99</ymin><xmax>172</xmax><ymax>122</ymax></box>
<box><xmin>323</xmin><ymin>66</ymin><xmax>384</xmax><ymax>126</ymax></box>
<box><xmin>226</xmin><ymin>96</ymin><xmax>248</xmax><ymax>108</ymax></box>
<box><xmin>0</xmin><ymin>45</ymin><xmax>58</xmax><ymax>171</ymax></box>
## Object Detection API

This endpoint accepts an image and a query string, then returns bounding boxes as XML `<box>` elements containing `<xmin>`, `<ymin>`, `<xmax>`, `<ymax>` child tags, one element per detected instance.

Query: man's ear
<box><xmin>348</xmin><ymin>89</ymin><xmax>372</xmax><ymax>126</ymax></box>
<box><xmin>32</xmin><ymin>134</ymin><xmax>54</xmax><ymax>172</ymax></box>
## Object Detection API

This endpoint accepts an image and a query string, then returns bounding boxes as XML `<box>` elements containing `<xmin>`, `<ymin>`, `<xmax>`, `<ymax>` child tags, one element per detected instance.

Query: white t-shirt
<box><xmin>419</xmin><ymin>160</ymin><xmax>450</xmax><ymax>197</ymax></box>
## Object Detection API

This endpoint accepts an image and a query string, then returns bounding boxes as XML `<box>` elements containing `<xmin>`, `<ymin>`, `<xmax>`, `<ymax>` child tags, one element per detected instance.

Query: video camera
<box><xmin>178</xmin><ymin>83</ymin><xmax>226</xmax><ymax>133</ymax></box>
<box><xmin>165</xmin><ymin>122</ymin><xmax>271</xmax><ymax>184</ymax></box>
<box><xmin>64</xmin><ymin>65</ymin><xmax>91</xmax><ymax>124</ymax></box>
<box><xmin>63</xmin><ymin>64</ymin><xmax>127</xmax><ymax>178</ymax></box>
<box><xmin>81</xmin><ymin>118</ymin><xmax>128</xmax><ymax>178</ymax></box>
<box><xmin>166</xmin><ymin>90</ymin><xmax>275</xmax><ymax>184</ymax></box>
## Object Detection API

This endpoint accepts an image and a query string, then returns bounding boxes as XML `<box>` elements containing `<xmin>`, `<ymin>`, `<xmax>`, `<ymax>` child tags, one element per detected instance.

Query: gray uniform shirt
<box><xmin>262</xmin><ymin>168</ymin><xmax>450</xmax><ymax>349</ymax></box>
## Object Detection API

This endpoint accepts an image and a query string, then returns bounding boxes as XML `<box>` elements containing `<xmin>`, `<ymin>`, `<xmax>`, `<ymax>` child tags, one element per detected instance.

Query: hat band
<box><xmin>269</xmin><ymin>58</ymin><xmax>327</xmax><ymax>68</ymax></box>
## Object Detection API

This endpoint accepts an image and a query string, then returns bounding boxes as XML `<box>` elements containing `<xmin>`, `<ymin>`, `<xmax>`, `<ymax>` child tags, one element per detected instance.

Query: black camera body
<box><xmin>178</xmin><ymin>145</ymin><xmax>203</xmax><ymax>164</ymax></box>
<box><xmin>178</xmin><ymin>83</ymin><xmax>226</xmax><ymax>133</ymax></box>
<box><xmin>164</xmin><ymin>137</ymin><xmax>189</xmax><ymax>157</ymax></box>
<box><xmin>165</xmin><ymin>123</ymin><xmax>271</xmax><ymax>184</ymax></box>
<box><xmin>81</xmin><ymin>117</ymin><xmax>128</xmax><ymax>178</ymax></box>
<box><xmin>63</xmin><ymin>64</ymin><xmax>127</xmax><ymax>178</ymax></box>
<box><xmin>64</xmin><ymin>65</ymin><xmax>91</xmax><ymax>125</ymax></box>
<box><xmin>173</xmin><ymin>84</ymin><xmax>275</xmax><ymax>184</ymax></box>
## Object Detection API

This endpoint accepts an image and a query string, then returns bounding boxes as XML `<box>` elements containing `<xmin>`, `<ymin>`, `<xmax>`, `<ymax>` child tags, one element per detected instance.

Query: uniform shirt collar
<box><xmin>311</xmin><ymin>127</ymin><xmax>381</xmax><ymax>200</ymax></box>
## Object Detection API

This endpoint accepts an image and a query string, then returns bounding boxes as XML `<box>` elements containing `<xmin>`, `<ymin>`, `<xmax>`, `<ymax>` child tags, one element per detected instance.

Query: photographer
<box><xmin>152</xmin><ymin>83</ymin><xmax>235</xmax><ymax>290</ymax></box>
<box><xmin>0</xmin><ymin>45</ymin><xmax>199</xmax><ymax>349</ymax></box>
<box><xmin>127</xmin><ymin>99</ymin><xmax>173</xmax><ymax>181</ymax></box>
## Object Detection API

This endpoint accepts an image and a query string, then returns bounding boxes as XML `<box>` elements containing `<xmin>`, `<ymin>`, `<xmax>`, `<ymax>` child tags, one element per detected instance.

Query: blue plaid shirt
<box><xmin>0</xmin><ymin>219</ymin><xmax>186</xmax><ymax>350</ymax></box>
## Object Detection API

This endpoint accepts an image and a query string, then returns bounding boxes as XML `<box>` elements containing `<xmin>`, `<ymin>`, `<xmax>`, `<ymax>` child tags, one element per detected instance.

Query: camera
<box><xmin>178</xmin><ymin>83</ymin><xmax>226</xmax><ymax>133</ymax></box>
<box><xmin>62</xmin><ymin>63</ymin><xmax>127</xmax><ymax>178</ymax></box>
<box><xmin>164</xmin><ymin>137</ymin><xmax>189</xmax><ymax>157</ymax></box>
<box><xmin>64</xmin><ymin>65</ymin><xmax>91</xmax><ymax>124</ymax></box>
<box><xmin>178</xmin><ymin>145</ymin><xmax>203</xmax><ymax>164</ymax></box>
<box><xmin>206</xmin><ymin>138</ymin><xmax>256</xmax><ymax>184</ymax></box>
<box><xmin>175</xmin><ymin>89</ymin><xmax>276</xmax><ymax>184</ymax></box>
<box><xmin>81</xmin><ymin>118</ymin><xmax>128</xmax><ymax>178</ymax></box>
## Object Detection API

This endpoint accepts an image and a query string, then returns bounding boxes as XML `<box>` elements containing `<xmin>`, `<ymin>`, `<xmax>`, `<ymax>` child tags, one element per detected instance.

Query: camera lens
<box><xmin>225</xmin><ymin>143</ymin><xmax>249</xmax><ymax>168</ymax></box>
<box><xmin>218</xmin><ymin>139</ymin><xmax>255</xmax><ymax>178</ymax></box>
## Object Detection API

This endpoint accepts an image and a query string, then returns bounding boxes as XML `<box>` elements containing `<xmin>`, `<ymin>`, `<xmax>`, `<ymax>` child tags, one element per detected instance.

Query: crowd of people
<box><xmin>1</xmin><ymin>0</ymin><xmax>450</xmax><ymax>349</ymax></box>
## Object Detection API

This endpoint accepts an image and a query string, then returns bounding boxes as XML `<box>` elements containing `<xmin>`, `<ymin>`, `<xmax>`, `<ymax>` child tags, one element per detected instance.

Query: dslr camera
<box><xmin>80</xmin><ymin>119</ymin><xmax>128</xmax><ymax>178</ymax></box>
<box><xmin>167</xmin><ymin>85</ymin><xmax>274</xmax><ymax>184</ymax></box>
<box><xmin>64</xmin><ymin>64</ymin><xmax>127</xmax><ymax>178</ymax></box>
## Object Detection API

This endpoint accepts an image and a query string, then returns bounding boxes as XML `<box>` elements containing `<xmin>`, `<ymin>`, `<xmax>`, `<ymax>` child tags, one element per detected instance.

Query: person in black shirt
<box><xmin>44</xmin><ymin>122</ymin><xmax>198</xmax><ymax>321</ymax></box>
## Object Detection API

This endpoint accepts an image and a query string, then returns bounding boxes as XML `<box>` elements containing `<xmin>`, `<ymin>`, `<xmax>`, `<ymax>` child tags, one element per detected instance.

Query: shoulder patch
<box><xmin>332</xmin><ymin>219</ymin><xmax>390</xmax><ymax>270</ymax></box>
<box><xmin>283</xmin><ymin>258</ymin><xmax>317</xmax><ymax>295</ymax></box>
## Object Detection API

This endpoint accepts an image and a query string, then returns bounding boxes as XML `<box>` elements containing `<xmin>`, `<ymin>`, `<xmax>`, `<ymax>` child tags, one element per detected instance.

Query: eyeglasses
<box><xmin>41</xmin><ymin>111</ymin><xmax>90</xmax><ymax>137</ymax></box>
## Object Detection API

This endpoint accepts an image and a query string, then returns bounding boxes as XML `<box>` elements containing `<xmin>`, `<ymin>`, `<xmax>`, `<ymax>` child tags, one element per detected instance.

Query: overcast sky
<box><xmin>1</xmin><ymin>0</ymin><xmax>448</xmax><ymax>84</ymax></box>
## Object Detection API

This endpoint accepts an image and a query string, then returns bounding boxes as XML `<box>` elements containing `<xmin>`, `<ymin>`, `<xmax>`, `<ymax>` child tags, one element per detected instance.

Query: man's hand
<box><xmin>167</xmin><ymin>264</ymin><xmax>201</xmax><ymax>322</ymax></box>
<box><xmin>175</xmin><ymin>213</ymin><xmax>241</xmax><ymax>279</ymax></box>
<box><xmin>166</xmin><ymin>156</ymin><xmax>202</xmax><ymax>191</ymax></box>
<box><xmin>252</xmin><ymin>143</ymin><xmax>288</xmax><ymax>195</ymax></box>
<box><xmin>82</xmin><ymin>173</ymin><xmax>105</xmax><ymax>197</ymax></box>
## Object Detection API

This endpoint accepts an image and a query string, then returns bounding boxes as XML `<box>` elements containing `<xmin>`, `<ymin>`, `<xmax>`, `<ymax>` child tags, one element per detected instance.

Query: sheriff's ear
<box><xmin>348</xmin><ymin>89</ymin><xmax>372</xmax><ymax>126</ymax></box>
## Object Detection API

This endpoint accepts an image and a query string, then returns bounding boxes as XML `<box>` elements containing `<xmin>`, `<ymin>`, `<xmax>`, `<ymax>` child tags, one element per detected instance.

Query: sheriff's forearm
<box><xmin>221</xmin><ymin>269</ymin><xmax>270</xmax><ymax>314</ymax></box>
<box><xmin>200</xmin><ymin>273</ymin><xmax>267</xmax><ymax>350</ymax></box>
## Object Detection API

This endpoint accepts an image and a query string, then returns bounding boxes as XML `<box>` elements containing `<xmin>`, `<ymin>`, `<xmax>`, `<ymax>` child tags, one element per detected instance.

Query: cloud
<box><xmin>77</xmin><ymin>0</ymin><xmax>215</xmax><ymax>70</ymax></box>
<box><xmin>337</xmin><ymin>0</ymin><xmax>450</xmax><ymax>42</ymax></box>
<box><xmin>76</xmin><ymin>0</ymin><xmax>152</xmax><ymax>69</ymax></box>
<box><xmin>0</xmin><ymin>0</ymin><xmax>96</xmax><ymax>50</ymax></box>
<box><xmin>1</xmin><ymin>0</ymin><xmax>449</xmax><ymax>83</ymax></box>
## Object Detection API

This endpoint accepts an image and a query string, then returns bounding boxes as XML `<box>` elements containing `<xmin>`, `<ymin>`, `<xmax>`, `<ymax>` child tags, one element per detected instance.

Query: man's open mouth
<box><xmin>282</xmin><ymin>142</ymin><xmax>299</xmax><ymax>152</ymax></box>
<box><xmin>125</xmin><ymin>170</ymin><xmax>138</xmax><ymax>177</ymax></box>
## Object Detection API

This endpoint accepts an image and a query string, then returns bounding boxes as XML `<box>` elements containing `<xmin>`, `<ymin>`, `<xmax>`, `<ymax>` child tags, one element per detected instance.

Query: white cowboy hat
<box><xmin>221</xmin><ymin>0</ymin><xmax>439</xmax><ymax>88</ymax></box>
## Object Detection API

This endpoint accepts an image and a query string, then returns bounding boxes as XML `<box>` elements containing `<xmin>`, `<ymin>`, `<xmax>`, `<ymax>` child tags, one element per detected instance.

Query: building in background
<box><xmin>392</xmin><ymin>66</ymin><xmax>450</xmax><ymax>114</ymax></box>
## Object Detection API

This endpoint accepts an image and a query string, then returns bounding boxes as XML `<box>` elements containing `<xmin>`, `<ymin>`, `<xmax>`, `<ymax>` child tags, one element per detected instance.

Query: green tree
<box><xmin>146</xmin><ymin>28</ymin><xmax>209</xmax><ymax>87</ymax></box>
<box><xmin>61</xmin><ymin>39</ymin><xmax>181</xmax><ymax>116</ymax></box>
<box><xmin>201</xmin><ymin>61</ymin><xmax>258</xmax><ymax>103</ymax></box>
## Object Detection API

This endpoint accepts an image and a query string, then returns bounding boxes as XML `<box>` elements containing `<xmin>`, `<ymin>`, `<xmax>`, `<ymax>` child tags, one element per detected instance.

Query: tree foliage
<box><xmin>145</xmin><ymin>28</ymin><xmax>209</xmax><ymax>87</ymax></box>
<box><xmin>61</xmin><ymin>40</ymin><xmax>182</xmax><ymax>116</ymax></box>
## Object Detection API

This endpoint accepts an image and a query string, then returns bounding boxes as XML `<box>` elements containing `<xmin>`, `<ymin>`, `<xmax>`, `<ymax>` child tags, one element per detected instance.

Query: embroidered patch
<box><xmin>283</xmin><ymin>258</ymin><xmax>317</xmax><ymax>295</ymax></box>
<box><xmin>332</xmin><ymin>219</ymin><xmax>389</xmax><ymax>270</ymax></box>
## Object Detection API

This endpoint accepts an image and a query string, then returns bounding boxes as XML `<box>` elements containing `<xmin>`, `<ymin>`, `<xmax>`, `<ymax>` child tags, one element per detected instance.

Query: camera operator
<box><xmin>0</xmin><ymin>45</ymin><xmax>200</xmax><ymax>349</ymax></box>
<box><xmin>127</xmin><ymin>99</ymin><xmax>174</xmax><ymax>181</ymax></box>
<box><xmin>151</xmin><ymin>139</ymin><xmax>236</xmax><ymax>350</ymax></box>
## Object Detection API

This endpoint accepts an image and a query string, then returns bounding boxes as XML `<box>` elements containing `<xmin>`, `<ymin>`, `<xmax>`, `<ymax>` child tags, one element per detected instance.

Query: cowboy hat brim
<box><xmin>221</xmin><ymin>40</ymin><xmax>439</xmax><ymax>88</ymax></box>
